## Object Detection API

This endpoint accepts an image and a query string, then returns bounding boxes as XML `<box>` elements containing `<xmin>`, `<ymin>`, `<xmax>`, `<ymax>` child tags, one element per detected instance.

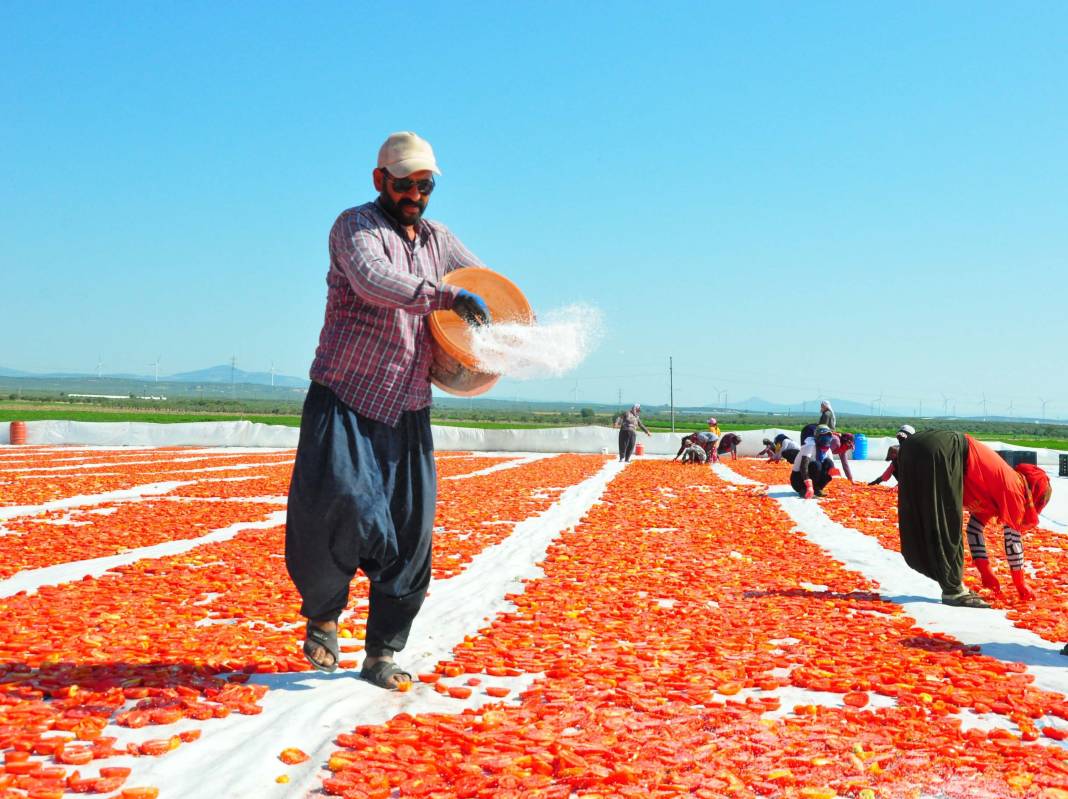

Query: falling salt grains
<box><xmin>468</xmin><ymin>304</ymin><xmax>603</xmax><ymax>379</ymax></box>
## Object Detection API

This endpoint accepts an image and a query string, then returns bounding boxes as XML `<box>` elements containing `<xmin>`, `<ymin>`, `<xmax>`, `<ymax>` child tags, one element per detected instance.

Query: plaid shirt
<box><xmin>309</xmin><ymin>200</ymin><xmax>483</xmax><ymax>425</ymax></box>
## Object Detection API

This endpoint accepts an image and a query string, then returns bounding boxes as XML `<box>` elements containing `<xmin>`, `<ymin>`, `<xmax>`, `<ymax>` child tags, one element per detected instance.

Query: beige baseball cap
<box><xmin>377</xmin><ymin>131</ymin><xmax>441</xmax><ymax>177</ymax></box>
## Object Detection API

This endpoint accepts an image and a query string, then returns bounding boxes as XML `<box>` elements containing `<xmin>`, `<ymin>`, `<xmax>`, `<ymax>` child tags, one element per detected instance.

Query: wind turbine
<box><xmin>941</xmin><ymin>393</ymin><xmax>950</xmax><ymax>418</ymax></box>
<box><xmin>1040</xmin><ymin>398</ymin><xmax>1050</xmax><ymax>420</ymax></box>
<box><xmin>150</xmin><ymin>357</ymin><xmax>161</xmax><ymax>383</ymax></box>
<box><xmin>96</xmin><ymin>357</ymin><xmax>103</xmax><ymax>379</ymax></box>
<box><xmin>981</xmin><ymin>393</ymin><xmax>988</xmax><ymax>420</ymax></box>
<box><xmin>270</xmin><ymin>361</ymin><xmax>276</xmax><ymax>388</ymax></box>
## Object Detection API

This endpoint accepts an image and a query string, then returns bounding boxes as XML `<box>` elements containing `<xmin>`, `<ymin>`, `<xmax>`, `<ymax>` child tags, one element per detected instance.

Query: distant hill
<box><xmin>168</xmin><ymin>365</ymin><xmax>309</xmax><ymax>388</ymax></box>
<box><xmin>730</xmin><ymin>397</ymin><xmax>880</xmax><ymax>416</ymax></box>
<box><xmin>0</xmin><ymin>364</ymin><xmax>309</xmax><ymax>389</ymax></box>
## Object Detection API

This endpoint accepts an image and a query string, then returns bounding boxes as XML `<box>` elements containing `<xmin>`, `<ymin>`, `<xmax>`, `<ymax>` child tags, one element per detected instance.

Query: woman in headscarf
<box><xmin>790</xmin><ymin>425</ymin><xmax>837</xmax><ymax>498</ymax></box>
<box><xmin>896</xmin><ymin>431</ymin><xmax>1052</xmax><ymax>608</ymax></box>
<box><xmin>818</xmin><ymin>400</ymin><xmax>836</xmax><ymax>431</ymax></box>
<box><xmin>829</xmin><ymin>432</ymin><xmax>855</xmax><ymax>482</ymax></box>
<box><xmin>614</xmin><ymin>404</ymin><xmax>651</xmax><ymax>463</ymax></box>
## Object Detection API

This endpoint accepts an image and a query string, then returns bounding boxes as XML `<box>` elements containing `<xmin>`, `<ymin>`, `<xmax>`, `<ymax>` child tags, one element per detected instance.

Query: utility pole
<box><xmin>230</xmin><ymin>355</ymin><xmax>237</xmax><ymax>400</ymax></box>
<box><xmin>669</xmin><ymin>356</ymin><xmax>675</xmax><ymax>433</ymax></box>
<box><xmin>617</xmin><ymin>388</ymin><xmax>622</xmax><ymax>407</ymax></box>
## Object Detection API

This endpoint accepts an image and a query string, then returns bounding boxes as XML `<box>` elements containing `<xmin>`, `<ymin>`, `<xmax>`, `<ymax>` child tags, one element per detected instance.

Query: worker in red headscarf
<box><xmin>896</xmin><ymin>431</ymin><xmax>1053</xmax><ymax>608</ymax></box>
<box><xmin>829</xmin><ymin>432</ymin><xmax>855</xmax><ymax>482</ymax></box>
<box><xmin>964</xmin><ymin>460</ymin><xmax>1051</xmax><ymax>601</ymax></box>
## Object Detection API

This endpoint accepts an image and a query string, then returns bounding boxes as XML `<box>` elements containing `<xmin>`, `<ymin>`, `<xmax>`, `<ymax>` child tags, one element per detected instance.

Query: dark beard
<box><xmin>379</xmin><ymin>191</ymin><xmax>426</xmax><ymax>227</ymax></box>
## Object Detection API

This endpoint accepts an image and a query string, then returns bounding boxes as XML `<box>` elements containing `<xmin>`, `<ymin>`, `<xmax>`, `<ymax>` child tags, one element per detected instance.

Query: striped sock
<box><xmin>1004</xmin><ymin>527</ymin><xmax>1025</xmax><ymax>571</ymax></box>
<box><xmin>965</xmin><ymin>515</ymin><xmax>988</xmax><ymax>561</ymax></box>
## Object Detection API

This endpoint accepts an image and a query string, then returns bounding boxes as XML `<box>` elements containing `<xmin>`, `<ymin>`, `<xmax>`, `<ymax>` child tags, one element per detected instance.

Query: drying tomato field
<box><xmin>0</xmin><ymin>446</ymin><xmax>1066</xmax><ymax>799</ymax></box>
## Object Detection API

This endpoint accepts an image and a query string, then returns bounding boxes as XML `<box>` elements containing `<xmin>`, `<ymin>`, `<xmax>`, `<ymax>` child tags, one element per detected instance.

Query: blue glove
<box><xmin>453</xmin><ymin>289</ymin><xmax>492</xmax><ymax>327</ymax></box>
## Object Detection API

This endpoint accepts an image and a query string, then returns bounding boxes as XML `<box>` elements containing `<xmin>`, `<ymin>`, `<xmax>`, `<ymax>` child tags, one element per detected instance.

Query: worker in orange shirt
<box><xmin>896</xmin><ymin>431</ymin><xmax>1052</xmax><ymax>608</ymax></box>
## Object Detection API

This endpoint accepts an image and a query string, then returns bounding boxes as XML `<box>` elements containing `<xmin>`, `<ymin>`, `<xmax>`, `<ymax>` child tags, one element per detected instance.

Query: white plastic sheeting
<box><xmin>4</xmin><ymin>420</ymin><xmax>300</xmax><ymax>448</ymax></box>
<box><xmin>0</xmin><ymin>420</ymin><xmax>1063</xmax><ymax>465</ymax></box>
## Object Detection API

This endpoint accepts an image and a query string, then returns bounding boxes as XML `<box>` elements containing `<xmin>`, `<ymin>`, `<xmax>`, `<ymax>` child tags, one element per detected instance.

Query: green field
<box><xmin>3</xmin><ymin>400</ymin><xmax>1067</xmax><ymax>451</ymax></box>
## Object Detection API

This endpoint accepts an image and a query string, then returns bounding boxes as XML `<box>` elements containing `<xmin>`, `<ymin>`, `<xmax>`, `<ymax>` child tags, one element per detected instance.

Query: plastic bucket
<box><xmin>634</xmin><ymin>443</ymin><xmax>645</xmax><ymax>456</ymax></box>
<box><xmin>9</xmin><ymin>421</ymin><xmax>27</xmax><ymax>446</ymax></box>
<box><xmin>428</xmin><ymin>266</ymin><xmax>534</xmax><ymax>397</ymax></box>
<box><xmin>853</xmin><ymin>432</ymin><xmax>868</xmax><ymax>460</ymax></box>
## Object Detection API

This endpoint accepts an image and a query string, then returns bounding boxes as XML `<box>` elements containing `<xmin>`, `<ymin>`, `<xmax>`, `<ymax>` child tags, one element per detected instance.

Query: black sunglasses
<box><xmin>383</xmin><ymin>171</ymin><xmax>436</xmax><ymax>195</ymax></box>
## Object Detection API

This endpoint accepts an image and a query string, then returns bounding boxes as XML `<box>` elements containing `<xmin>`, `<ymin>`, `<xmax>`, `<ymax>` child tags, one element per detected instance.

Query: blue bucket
<box><xmin>853</xmin><ymin>433</ymin><xmax>868</xmax><ymax>460</ymax></box>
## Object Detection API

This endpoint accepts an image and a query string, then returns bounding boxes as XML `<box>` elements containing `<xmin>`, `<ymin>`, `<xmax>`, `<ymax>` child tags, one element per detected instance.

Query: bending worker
<box><xmin>286</xmin><ymin>132</ymin><xmax>493</xmax><ymax>690</ymax></box>
<box><xmin>677</xmin><ymin>439</ymin><xmax>708</xmax><ymax>464</ymax></box>
<box><xmin>829</xmin><ymin>432</ymin><xmax>856</xmax><ymax>483</ymax></box>
<box><xmin>869</xmin><ymin>424</ymin><xmax>915</xmax><ymax>486</ymax></box>
<box><xmin>896</xmin><ymin>431</ymin><xmax>1052</xmax><ymax>608</ymax></box>
<box><xmin>767</xmin><ymin>433</ymin><xmax>800</xmax><ymax>463</ymax></box>
<box><xmin>801</xmin><ymin>423</ymin><xmax>852</xmax><ymax>478</ymax></box>
<box><xmin>790</xmin><ymin>424</ymin><xmax>837</xmax><ymax>499</ymax></box>
<box><xmin>673</xmin><ymin>430</ymin><xmax>718</xmax><ymax>463</ymax></box>
<box><xmin>717</xmin><ymin>432</ymin><xmax>743</xmax><ymax>461</ymax></box>
<box><xmin>615</xmin><ymin>404</ymin><xmax>651</xmax><ymax>462</ymax></box>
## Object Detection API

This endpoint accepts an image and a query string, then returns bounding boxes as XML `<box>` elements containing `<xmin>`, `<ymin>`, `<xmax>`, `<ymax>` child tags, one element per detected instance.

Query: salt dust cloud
<box><xmin>469</xmin><ymin>304</ymin><xmax>603</xmax><ymax>379</ymax></box>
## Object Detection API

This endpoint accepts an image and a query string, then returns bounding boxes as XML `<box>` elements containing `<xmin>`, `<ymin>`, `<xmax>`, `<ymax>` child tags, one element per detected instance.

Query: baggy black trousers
<box><xmin>790</xmin><ymin>457</ymin><xmax>833</xmax><ymax>496</ymax></box>
<box><xmin>618</xmin><ymin>429</ymin><xmax>637</xmax><ymax>461</ymax></box>
<box><xmin>285</xmin><ymin>383</ymin><xmax>435</xmax><ymax>654</ymax></box>
<box><xmin>896</xmin><ymin>430</ymin><xmax>968</xmax><ymax>593</ymax></box>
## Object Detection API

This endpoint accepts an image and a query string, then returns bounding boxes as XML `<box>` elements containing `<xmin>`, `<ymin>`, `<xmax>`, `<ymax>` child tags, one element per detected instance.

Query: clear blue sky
<box><xmin>3</xmin><ymin>2</ymin><xmax>1065</xmax><ymax>417</ymax></box>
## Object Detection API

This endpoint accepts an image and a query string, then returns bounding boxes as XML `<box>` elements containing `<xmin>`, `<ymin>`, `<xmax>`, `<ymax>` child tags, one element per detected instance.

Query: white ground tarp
<box><xmin>0</xmin><ymin>420</ymin><xmax>1063</xmax><ymax>465</ymax></box>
